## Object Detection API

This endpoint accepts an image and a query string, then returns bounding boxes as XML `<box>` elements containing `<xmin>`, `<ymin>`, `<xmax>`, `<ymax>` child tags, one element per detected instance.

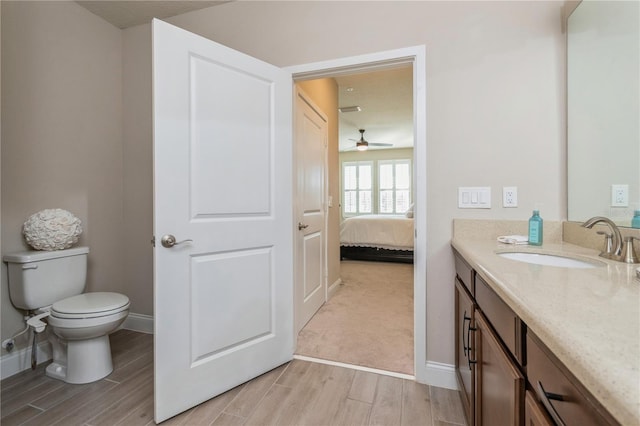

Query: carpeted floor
<box><xmin>296</xmin><ymin>260</ymin><xmax>414</xmax><ymax>375</ymax></box>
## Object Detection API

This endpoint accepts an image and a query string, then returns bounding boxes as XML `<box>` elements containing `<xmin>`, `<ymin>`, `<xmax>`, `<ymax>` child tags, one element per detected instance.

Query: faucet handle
<box><xmin>597</xmin><ymin>231</ymin><xmax>614</xmax><ymax>255</ymax></box>
<box><xmin>622</xmin><ymin>236</ymin><xmax>639</xmax><ymax>264</ymax></box>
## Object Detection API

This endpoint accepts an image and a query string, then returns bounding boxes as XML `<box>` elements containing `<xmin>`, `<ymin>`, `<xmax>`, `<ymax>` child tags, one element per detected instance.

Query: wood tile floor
<box><xmin>1</xmin><ymin>330</ymin><xmax>466</xmax><ymax>426</ymax></box>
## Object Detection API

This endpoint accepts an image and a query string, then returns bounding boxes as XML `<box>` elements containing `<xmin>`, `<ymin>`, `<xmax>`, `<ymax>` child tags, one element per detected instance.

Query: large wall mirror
<box><xmin>567</xmin><ymin>0</ymin><xmax>639</xmax><ymax>227</ymax></box>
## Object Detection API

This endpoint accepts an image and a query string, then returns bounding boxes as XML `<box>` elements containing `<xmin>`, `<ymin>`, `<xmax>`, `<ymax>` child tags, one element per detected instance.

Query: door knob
<box><xmin>161</xmin><ymin>234</ymin><xmax>193</xmax><ymax>248</ymax></box>
<box><xmin>298</xmin><ymin>222</ymin><xmax>309</xmax><ymax>231</ymax></box>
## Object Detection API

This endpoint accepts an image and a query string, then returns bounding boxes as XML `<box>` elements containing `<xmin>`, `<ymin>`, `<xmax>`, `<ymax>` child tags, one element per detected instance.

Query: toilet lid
<box><xmin>51</xmin><ymin>292</ymin><xmax>130</xmax><ymax>319</ymax></box>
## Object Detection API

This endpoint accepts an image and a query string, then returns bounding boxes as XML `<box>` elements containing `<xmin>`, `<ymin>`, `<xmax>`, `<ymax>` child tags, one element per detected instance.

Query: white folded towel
<box><xmin>497</xmin><ymin>235</ymin><xmax>529</xmax><ymax>245</ymax></box>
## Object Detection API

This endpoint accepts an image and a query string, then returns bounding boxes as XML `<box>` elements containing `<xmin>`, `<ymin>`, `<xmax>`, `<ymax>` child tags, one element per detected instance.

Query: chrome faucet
<box><xmin>582</xmin><ymin>216</ymin><xmax>623</xmax><ymax>259</ymax></box>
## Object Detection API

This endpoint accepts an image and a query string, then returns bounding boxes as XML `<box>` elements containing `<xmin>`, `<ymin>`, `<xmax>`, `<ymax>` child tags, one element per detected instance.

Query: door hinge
<box><xmin>151</xmin><ymin>236</ymin><xmax>156</xmax><ymax>247</ymax></box>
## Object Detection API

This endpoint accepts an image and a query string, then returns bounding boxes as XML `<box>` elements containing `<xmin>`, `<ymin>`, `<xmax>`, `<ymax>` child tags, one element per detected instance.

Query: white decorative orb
<box><xmin>23</xmin><ymin>209</ymin><xmax>83</xmax><ymax>251</ymax></box>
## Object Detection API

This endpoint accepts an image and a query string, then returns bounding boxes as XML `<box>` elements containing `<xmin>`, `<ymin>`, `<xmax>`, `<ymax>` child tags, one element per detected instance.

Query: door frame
<box><xmin>286</xmin><ymin>45</ymin><xmax>427</xmax><ymax>383</ymax></box>
<box><xmin>293</xmin><ymin>86</ymin><xmax>329</xmax><ymax>333</ymax></box>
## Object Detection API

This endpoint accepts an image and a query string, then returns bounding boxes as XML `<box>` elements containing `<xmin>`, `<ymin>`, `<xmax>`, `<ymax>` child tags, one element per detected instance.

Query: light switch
<box><xmin>459</xmin><ymin>187</ymin><xmax>491</xmax><ymax>209</ymax></box>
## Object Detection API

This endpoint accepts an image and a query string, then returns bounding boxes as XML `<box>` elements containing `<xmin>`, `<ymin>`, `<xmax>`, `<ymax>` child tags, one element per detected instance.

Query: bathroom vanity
<box><xmin>451</xmin><ymin>221</ymin><xmax>639</xmax><ymax>426</ymax></box>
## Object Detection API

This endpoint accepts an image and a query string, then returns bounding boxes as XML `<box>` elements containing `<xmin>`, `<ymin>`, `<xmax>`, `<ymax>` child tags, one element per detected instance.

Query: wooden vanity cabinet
<box><xmin>475</xmin><ymin>275</ymin><xmax>523</xmax><ymax>364</ymax></box>
<box><xmin>454</xmin><ymin>250</ymin><xmax>476</xmax><ymax>425</ymax></box>
<box><xmin>454</xmin><ymin>250</ymin><xmax>475</xmax><ymax>294</ymax></box>
<box><xmin>526</xmin><ymin>332</ymin><xmax>618</xmax><ymax>426</ymax></box>
<box><xmin>475</xmin><ymin>311</ymin><xmax>525</xmax><ymax>425</ymax></box>
<box><xmin>454</xmin><ymin>250</ymin><xmax>524</xmax><ymax>426</ymax></box>
<box><xmin>455</xmin><ymin>278</ymin><xmax>475</xmax><ymax>425</ymax></box>
<box><xmin>453</xmin><ymin>248</ymin><xmax>620</xmax><ymax>426</ymax></box>
<box><xmin>524</xmin><ymin>390</ymin><xmax>554</xmax><ymax>426</ymax></box>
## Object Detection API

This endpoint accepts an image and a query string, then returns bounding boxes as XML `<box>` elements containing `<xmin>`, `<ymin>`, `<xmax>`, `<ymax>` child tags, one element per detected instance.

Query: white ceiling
<box><xmin>76</xmin><ymin>1</ymin><xmax>229</xmax><ymax>29</ymax></box>
<box><xmin>335</xmin><ymin>66</ymin><xmax>413</xmax><ymax>152</ymax></box>
<box><xmin>75</xmin><ymin>1</ymin><xmax>414</xmax><ymax>152</ymax></box>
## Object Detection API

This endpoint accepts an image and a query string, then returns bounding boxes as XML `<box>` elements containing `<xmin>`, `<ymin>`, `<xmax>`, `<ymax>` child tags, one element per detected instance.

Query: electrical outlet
<box><xmin>611</xmin><ymin>184</ymin><xmax>629</xmax><ymax>207</ymax></box>
<box><xmin>503</xmin><ymin>187</ymin><xmax>518</xmax><ymax>208</ymax></box>
<box><xmin>2</xmin><ymin>338</ymin><xmax>15</xmax><ymax>352</ymax></box>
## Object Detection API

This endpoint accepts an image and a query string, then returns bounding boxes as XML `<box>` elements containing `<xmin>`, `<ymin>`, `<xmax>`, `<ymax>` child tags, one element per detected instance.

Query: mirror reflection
<box><xmin>567</xmin><ymin>0</ymin><xmax>640</xmax><ymax>228</ymax></box>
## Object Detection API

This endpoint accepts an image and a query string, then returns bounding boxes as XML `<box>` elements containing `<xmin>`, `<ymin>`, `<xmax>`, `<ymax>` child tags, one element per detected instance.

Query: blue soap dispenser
<box><xmin>632</xmin><ymin>210</ymin><xmax>640</xmax><ymax>229</ymax></box>
<box><xmin>528</xmin><ymin>210</ymin><xmax>543</xmax><ymax>245</ymax></box>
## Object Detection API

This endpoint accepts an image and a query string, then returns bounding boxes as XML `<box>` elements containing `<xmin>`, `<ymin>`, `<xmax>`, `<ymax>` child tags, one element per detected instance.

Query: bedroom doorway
<box><xmin>287</xmin><ymin>47</ymin><xmax>426</xmax><ymax>380</ymax></box>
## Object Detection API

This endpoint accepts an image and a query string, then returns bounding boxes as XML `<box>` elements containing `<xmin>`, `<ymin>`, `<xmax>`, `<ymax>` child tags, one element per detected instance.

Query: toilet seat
<box><xmin>51</xmin><ymin>292</ymin><xmax>130</xmax><ymax>319</ymax></box>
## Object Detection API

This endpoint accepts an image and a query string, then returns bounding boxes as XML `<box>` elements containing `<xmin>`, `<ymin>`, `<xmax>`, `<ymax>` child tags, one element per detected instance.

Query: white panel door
<box><xmin>152</xmin><ymin>19</ymin><xmax>293</xmax><ymax>423</ymax></box>
<box><xmin>294</xmin><ymin>89</ymin><xmax>327</xmax><ymax>332</ymax></box>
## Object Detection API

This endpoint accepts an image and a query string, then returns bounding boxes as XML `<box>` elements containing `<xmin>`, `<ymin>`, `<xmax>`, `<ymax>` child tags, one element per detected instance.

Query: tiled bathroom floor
<box><xmin>1</xmin><ymin>330</ymin><xmax>466</xmax><ymax>425</ymax></box>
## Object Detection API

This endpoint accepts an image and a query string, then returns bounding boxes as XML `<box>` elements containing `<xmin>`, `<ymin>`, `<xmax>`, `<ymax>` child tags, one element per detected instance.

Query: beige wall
<box><xmin>339</xmin><ymin>148</ymin><xmax>414</xmax><ymax>163</ymax></box>
<box><xmin>0</xmin><ymin>1</ymin><xmax>567</xmax><ymax>370</ymax></box>
<box><xmin>122</xmin><ymin>24</ymin><xmax>154</xmax><ymax>316</ymax></box>
<box><xmin>165</xmin><ymin>1</ymin><xmax>566</xmax><ymax>366</ymax></box>
<box><xmin>296</xmin><ymin>79</ymin><xmax>341</xmax><ymax>288</ymax></box>
<box><xmin>1</xmin><ymin>1</ymin><xmax>123</xmax><ymax>352</ymax></box>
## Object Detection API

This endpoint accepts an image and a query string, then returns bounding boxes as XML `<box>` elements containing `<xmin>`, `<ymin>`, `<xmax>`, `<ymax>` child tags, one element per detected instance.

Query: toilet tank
<box><xmin>3</xmin><ymin>247</ymin><xmax>89</xmax><ymax>310</ymax></box>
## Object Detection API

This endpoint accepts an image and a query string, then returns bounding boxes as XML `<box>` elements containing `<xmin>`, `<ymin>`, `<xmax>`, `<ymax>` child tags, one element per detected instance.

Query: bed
<box><xmin>340</xmin><ymin>214</ymin><xmax>414</xmax><ymax>263</ymax></box>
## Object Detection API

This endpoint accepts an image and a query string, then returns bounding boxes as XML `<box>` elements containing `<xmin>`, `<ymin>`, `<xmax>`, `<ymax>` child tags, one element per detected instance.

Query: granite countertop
<box><xmin>451</xmin><ymin>237</ymin><xmax>640</xmax><ymax>425</ymax></box>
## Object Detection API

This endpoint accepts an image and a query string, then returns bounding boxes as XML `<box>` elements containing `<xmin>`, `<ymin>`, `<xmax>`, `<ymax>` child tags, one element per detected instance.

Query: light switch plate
<box><xmin>459</xmin><ymin>187</ymin><xmax>491</xmax><ymax>209</ymax></box>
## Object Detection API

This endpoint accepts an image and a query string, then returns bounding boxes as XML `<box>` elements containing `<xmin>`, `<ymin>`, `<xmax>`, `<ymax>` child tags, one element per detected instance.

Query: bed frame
<box><xmin>340</xmin><ymin>246</ymin><xmax>414</xmax><ymax>264</ymax></box>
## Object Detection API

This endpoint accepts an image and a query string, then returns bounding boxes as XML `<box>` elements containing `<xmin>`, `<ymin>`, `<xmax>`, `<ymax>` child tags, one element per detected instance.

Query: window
<box><xmin>343</xmin><ymin>161</ymin><xmax>373</xmax><ymax>214</ymax></box>
<box><xmin>342</xmin><ymin>157</ymin><xmax>413</xmax><ymax>216</ymax></box>
<box><xmin>379</xmin><ymin>160</ymin><xmax>411</xmax><ymax>214</ymax></box>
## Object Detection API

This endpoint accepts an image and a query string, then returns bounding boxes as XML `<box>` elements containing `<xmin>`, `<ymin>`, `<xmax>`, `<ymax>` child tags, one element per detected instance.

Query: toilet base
<box><xmin>46</xmin><ymin>334</ymin><xmax>114</xmax><ymax>384</ymax></box>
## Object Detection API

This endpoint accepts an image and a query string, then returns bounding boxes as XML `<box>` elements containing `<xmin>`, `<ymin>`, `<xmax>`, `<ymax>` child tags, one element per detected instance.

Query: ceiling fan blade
<box><xmin>368</xmin><ymin>142</ymin><xmax>393</xmax><ymax>147</ymax></box>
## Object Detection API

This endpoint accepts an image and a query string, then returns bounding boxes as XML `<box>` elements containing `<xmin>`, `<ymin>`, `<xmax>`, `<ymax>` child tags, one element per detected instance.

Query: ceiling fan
<box><xmin>348</xmin><ymin>129</ymin><xmax>393</xmax><ymax>151</ymax></box>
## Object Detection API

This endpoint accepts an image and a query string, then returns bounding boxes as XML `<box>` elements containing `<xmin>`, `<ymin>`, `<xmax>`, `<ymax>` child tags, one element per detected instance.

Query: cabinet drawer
<box><xmin>454</xmin><ymin>249</ymin><xmax>474</xmax><ymax>295</ymax></box>
<box><xmin>526</xmin><ymin>332</ymin><xmax>618</xmax><ymax>425</ymax></box>
<box><xmin>475</xmin><ymin>275</ymin><xmax>522</xmax><ymax>363</ymax></box>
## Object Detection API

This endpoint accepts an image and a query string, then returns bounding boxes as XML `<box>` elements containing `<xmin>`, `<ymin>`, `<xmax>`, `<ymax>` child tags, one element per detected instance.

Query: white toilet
<box><xmin>3</xmin><ymin>247</ymin><xmax>130</xmax><ymax>384</ymax></box>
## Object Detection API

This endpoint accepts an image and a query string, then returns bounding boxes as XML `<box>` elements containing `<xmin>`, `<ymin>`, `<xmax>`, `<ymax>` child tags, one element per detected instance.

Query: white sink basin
<box><xmin>497</xmin><ymin>252</ymin><xmax>604</xmax><ymax>269</ymax></box>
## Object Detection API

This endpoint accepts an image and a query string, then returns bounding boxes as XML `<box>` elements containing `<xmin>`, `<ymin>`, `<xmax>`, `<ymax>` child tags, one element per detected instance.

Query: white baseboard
<box><xmin>328</xmin><ymin>278</ymin><xmax>342</xmax><ymax>299</ymax></box>
<box><xmin>1</xmin><ymin>340</ymin><xmax>52</xmax><ymax>380</ymax></box>
<box><xmin>121</xmin><ymin>312</ymin><xmax>154</xmax><ymax>334</ymax></box>
<box><xmin>424</xmin><ymin>361</ymin><xmax>458</xmax><ymax>390</ymax></box>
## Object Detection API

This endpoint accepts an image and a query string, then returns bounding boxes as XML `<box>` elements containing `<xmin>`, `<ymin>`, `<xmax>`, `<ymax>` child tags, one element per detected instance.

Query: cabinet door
<box><xmin>475</xmin><ymin>311</ymin><xmax>524</xmax><ymax>426</ymax></box>
<box><xmin>524</xmin><ymin>390</ymin><xmax>553</xmax><ymax>426</ymax></box>
<box><xmin>455</xmin><ymin>278</ymin><xmax>475</xmax><ymax>425</ymax></box>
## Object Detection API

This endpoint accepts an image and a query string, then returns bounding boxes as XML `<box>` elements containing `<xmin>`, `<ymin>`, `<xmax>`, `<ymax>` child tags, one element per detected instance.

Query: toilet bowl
<box><xmin>3</xmin><ymin>247</ymin><xmax>130</xmax><ymax>384</ymax></box>
<box><xmin>45</xmin><ymin>292</ymin><xmax>130</xmax><ymax>383</ymax></box>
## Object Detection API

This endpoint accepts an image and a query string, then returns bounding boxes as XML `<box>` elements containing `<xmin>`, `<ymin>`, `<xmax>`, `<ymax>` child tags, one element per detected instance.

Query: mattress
<box><xmin>340</xmin><ymin>215</ymin><xmax>414</xmax><ymax>251</ymax></box>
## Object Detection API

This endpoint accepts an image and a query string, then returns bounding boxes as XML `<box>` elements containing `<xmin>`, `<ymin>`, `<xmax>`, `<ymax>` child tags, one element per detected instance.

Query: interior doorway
<box><xmin>287</xmin><ymin>46</ymin><xmax>427</xmax><ymax>382</ymax></box>
<box><xmin>295</xmin><ymin>67</ymin><xmax>415</xmax><ymax>377</ymax></box>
